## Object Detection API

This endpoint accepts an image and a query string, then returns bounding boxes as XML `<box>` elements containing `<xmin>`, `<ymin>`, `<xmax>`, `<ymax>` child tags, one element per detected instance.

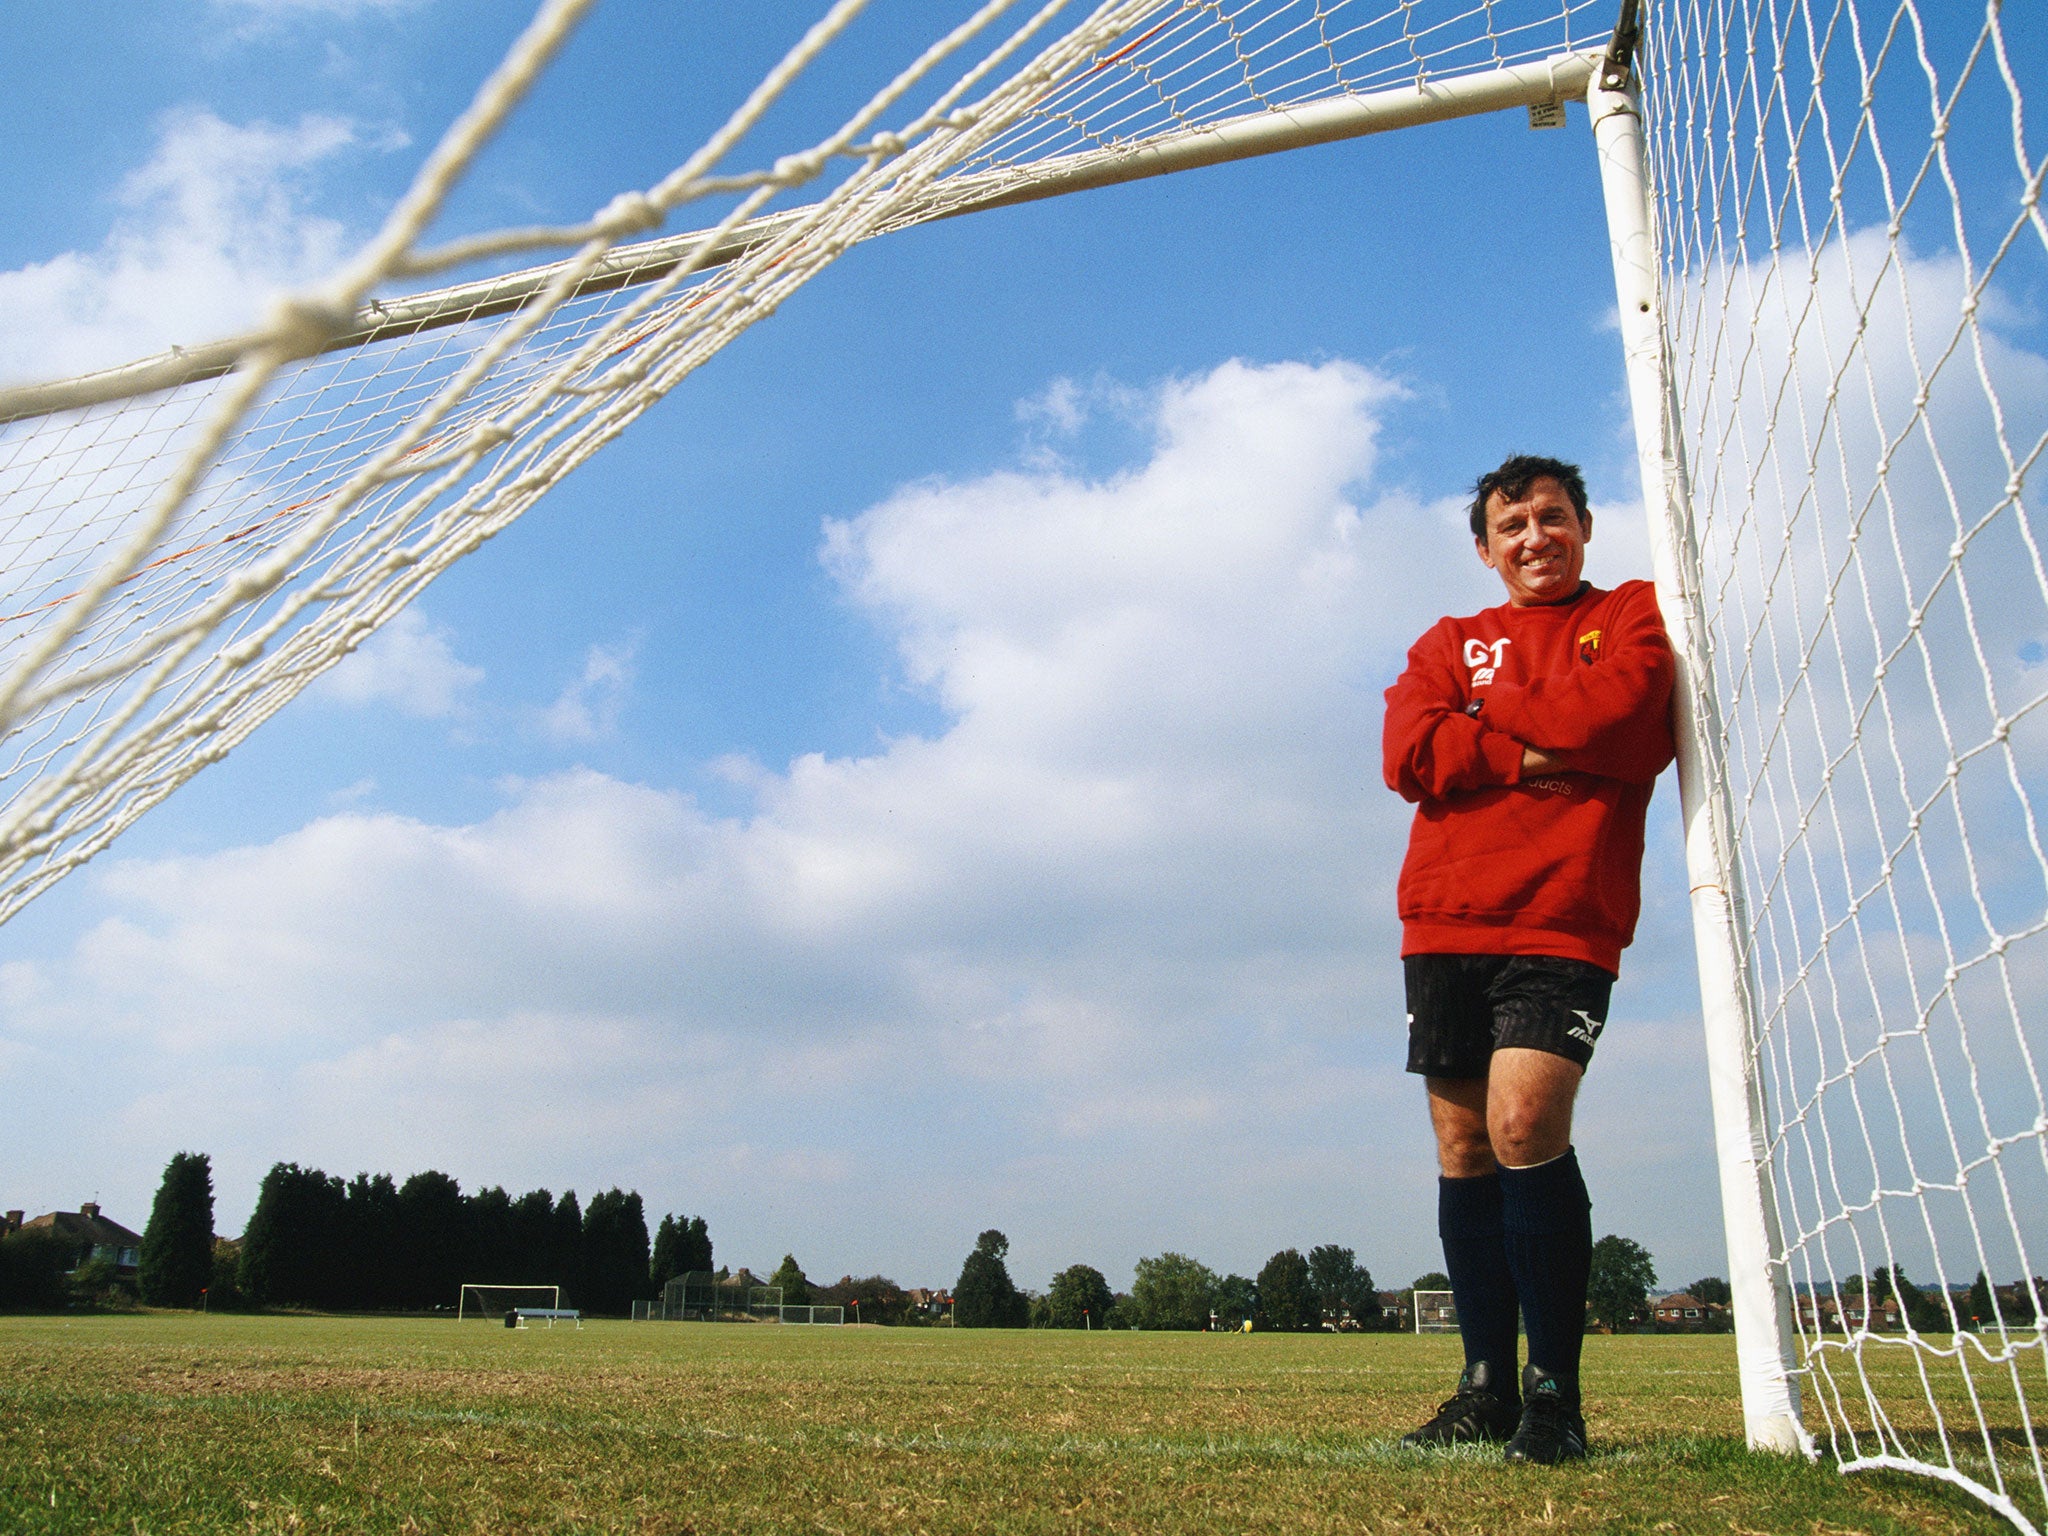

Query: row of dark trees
<box><xmin>116</xmin><ymin>1152</ymin><xmax>712</xmax><ymax>1317</ymax></box>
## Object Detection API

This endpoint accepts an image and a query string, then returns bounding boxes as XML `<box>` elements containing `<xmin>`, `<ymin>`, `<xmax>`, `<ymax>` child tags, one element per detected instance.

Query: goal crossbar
<box><xmin>0</xmin><ymin>50</ymin><xmax>1595</xmax><ymax>427</ymax></box>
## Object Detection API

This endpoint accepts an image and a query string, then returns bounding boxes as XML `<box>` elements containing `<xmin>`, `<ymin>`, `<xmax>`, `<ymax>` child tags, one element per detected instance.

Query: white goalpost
<box><xmin>1412</xmin><ymin>1290</ymin><xmax>1458</xmax><ymax>1335</ymax></box>
<box><xmin>1612</xmin><ymin>2</ymin><xmax>2047</xmax><ymax>1528</ymax></box>
<box><xmin>0</xmin><ymin>1</ymin><xmax>2040</xmax><ymax>1526</ymax></box>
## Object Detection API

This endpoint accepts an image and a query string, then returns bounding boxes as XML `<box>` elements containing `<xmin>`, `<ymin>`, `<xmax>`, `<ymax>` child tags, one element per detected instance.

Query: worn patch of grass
<box><xmin>0</xmin><ymin>1315</ymin><xmax>2025</xmax><ymax>1533</ymax></box>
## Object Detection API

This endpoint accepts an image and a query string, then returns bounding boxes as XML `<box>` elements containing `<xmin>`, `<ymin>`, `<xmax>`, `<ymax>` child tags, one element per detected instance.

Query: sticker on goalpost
<box><xmin>1527</xmin><ymin>101</ymin><xmax>1566</xmax><ymax>129</ymax></box>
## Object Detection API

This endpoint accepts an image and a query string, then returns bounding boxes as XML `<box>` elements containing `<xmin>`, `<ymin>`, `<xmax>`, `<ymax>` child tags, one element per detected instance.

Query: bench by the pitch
<box><xmin>508</xmin><ymin>1307</ymin><xmax>581</xmax><ymax>1329</ymax></box>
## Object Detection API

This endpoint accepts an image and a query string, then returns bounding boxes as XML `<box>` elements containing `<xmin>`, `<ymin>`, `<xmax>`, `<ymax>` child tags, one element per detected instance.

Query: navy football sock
<box><xmin>1438</xmin><ymin>1171</ymin><xmax>1519</xmax><ymax>1386</ymax></box>
<box><xmin>1499</xmin><ymin>1148</ymin><xmax>1593</xmax><ymax>1409</ymax></box>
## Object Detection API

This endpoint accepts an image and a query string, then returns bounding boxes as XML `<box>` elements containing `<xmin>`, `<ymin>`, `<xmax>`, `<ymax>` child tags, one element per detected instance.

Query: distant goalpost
<box><xmin>651</xmin><ymin>1272</ymin><xmax>841</xmax><ymax>1324</ymax></box>
<box><xmin>1412</xmin><ymin>1291</ymin><xmax>1457</xmax><ymax>1335</ymax></box>
<box><xmin>0</xmin><ymin>1</ymin><xmax>2040</xmax><ymax>1527</ymax></box>
<box><xmin>457</xmin><ymin>1283</ymin><xmax>561</xmax><ymax>1322</ymax></box>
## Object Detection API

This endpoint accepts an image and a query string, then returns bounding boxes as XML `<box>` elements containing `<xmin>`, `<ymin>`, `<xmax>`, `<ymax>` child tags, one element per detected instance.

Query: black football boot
<box><xmin>1399</xmin><ymin>1360</ymin><xmax>1522</xmax><ymax>1448</ymax></box>
<box><xmin>1503</xmin><ymin>1363</ymin><xmax>1589</xmax><ymax>1463</ymax></box>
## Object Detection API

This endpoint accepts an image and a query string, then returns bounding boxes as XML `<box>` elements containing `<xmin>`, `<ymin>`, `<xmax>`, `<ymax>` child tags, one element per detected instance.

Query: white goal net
<box><xmin>0</xmin><ymin>0</ymin><xmax>2041</xmax><ymax>1527</ymax></box>
<box><xmin>0</xmin><ymin>0</ymin><xmax>1603</xmax><ymax>926</ymax></box>
<box><xmin>1638</xmin><ymin>0</ymin><xmax>2047</xmax><ymax>1528</ymax></box>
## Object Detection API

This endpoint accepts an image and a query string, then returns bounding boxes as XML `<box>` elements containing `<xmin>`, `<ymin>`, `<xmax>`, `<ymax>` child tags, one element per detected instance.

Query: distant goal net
<box><xmin>661</xmin><ymin>1273</ymin><xmax>786</xmax><ymax>1322</ymax></box>
<box><xmin>457</xmin><ymin>1283</ymin><xmax>561</xmax><ymax>1322</ymax></box>
<box><xmin>778</xmin><ymin>1305</ymin><xmax>847</xmax><ymax>1326</ymax></box>
<box><xmin>1411</xmin><ymin>1290</ymin><xmax>1457</xmax><ymax>1335</ymax></box>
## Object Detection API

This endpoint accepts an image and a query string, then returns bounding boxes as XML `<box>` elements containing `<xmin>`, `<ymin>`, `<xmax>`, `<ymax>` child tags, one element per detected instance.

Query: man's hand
<box><xmin>1521</xmin><ymin>746</ymin><xmax>1574</xmax><ymax>777</ymax></box>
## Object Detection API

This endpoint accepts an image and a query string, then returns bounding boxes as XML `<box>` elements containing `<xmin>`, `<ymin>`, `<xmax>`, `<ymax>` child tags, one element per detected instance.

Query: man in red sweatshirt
<box><xmin>1383</xmin><ymin>454</ymin><xmax>1675</xmax><ymax>1463</ymax></box>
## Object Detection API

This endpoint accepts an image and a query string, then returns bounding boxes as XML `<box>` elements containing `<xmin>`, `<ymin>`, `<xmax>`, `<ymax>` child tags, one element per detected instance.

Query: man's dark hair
<box><xmin>1468</xmin><ymin>454</ymin><xmax>1590</xmax><ymax>539</ymax></box>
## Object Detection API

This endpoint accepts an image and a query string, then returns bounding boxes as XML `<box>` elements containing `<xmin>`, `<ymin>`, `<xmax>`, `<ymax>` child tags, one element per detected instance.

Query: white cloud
<box><xmin>0</xmin><ymin>359</ymin><xmax>1722</xmax><ymax>1288</ymax></box>
<box><xmin>314</xmin><ymin>606</ymin><xmax>482</xmax><ymax>717</ymax></box>
<box><xmin>540</xmin><ymin>639</ymin><xmax>638</xmax><ymax>743</ymax></box>
<box><xmin>0</xmin><ymin>108</ymin><xmax>359</xmax><ymax>383</ymax></box>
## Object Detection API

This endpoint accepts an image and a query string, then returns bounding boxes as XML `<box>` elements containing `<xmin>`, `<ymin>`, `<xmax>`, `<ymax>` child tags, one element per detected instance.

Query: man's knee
<box><xmin>1488</xmin><ymin>1099</ymin><xmax>1571</xmax><ymax>1166</ymax></box>
<box><xmin>1427</xmin><ymin>1077</ymin><xmax>1496</xmax><ymax>1177</ymax></box>
<box><xmin>1486</xmin><ymin>1049</ymin><xmax>1582</xmax><ymax>1166</ymax></box>
<box><xmin>1436</xmin><ymin>1123</ymin><xmax>1497</xmax><ymax>1178</ymax></box>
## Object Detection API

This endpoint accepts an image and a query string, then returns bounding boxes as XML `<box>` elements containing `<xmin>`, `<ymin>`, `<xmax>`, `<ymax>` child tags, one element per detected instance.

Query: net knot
<box><xmin>773</xmin><ymin>149</ymin><xmax>828</xmax><ymax>184</ymax></box>
<box><xmin>265</xmin><ymin>292</ymin><xmax>357</xmax><ymax>358</ymax></box>
<box><xmin>867</xmin><ymin>130</ymin><xmax>908</xmax><ymax>157</ymax></box>
<box><xmin>595</xmin><ymin>191</ymin><xmax>664</xmax><ymax>239</ymax></box>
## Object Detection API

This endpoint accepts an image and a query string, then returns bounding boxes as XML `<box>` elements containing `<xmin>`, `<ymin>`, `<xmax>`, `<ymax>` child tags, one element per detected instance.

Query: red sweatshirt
<box><xmin>1382</xmin><ymin>580</ymin><xmax>1676</xmax><ymax>973</ymax></box>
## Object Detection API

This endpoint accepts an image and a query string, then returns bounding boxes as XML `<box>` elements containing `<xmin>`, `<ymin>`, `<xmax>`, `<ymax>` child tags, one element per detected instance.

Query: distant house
<box><xmin>11</xmin><ymin>1203</ymin><xmax>143</xmax><ymax>1278</ymax></box>
<box><xmin>1794</xmin><ymin>1291</ymin><xmax>1903</xmax><ymax>1332</ymax></box>
<box><xmin>1651</xmin><ymin>1292</ymin><xmax>1728</xmax><ymax>1332</ymax></box>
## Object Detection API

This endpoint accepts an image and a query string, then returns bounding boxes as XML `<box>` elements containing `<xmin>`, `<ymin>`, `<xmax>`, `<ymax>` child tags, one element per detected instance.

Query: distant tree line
<box><xmin>947</xmin><ymin>1235</ymin><xmax>1388</xmax><ymax>1331</ymax></box>
<box><xmin>8</xmin><ymin>1153</ymin><xmax>714</xmax><ymax>1318</ymax></box>
<box><xmin>30</xmin><ymin>1154</ymin><xmax>2040</xmax><ymax>1344</ymax></box>
<box><xmin>230</xmin><ymin>1162</ymin><xmax>709</xmax><ymax>1316</ymax></box>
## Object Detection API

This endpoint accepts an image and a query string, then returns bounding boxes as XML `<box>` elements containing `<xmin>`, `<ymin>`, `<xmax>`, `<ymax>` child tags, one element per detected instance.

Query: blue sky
<box><xmin>1</xmin><ymin>0</ymin><xmax>1996</xmax><ymax>1301</ymax></box>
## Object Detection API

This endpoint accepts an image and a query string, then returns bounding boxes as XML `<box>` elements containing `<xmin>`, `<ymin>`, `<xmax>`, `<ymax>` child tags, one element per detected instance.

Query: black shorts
<box><xmin>1403</xmin><ymin>953</ymin><xmax>1615</xmax><ymax>1078</ymax></box>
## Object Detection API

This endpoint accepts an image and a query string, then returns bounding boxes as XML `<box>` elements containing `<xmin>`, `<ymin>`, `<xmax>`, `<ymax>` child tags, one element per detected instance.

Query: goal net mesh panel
<box><xmin>1642</xmin><ymin>0</ymin><xmax>2046</xmax><ymax>1526</ymax></box>
<box><xmin>0</xmin><ymin>0</ymin><xmax>1603</xmax><ymax>925</ymax></box>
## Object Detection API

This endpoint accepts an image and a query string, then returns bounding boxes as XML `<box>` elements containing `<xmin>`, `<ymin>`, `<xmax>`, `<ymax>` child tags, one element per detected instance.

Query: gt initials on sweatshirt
<box><xmin>1382</xmin><ymin>580</ymin><xmax>1677</xmax><ymax>973</ymax></box>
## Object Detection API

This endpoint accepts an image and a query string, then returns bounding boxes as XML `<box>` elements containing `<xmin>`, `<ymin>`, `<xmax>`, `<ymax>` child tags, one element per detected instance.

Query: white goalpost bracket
<box><xmin>1584</xmin><ymin>64</ymin><xmax>1811</xmax><ymax>1458</ymax></box>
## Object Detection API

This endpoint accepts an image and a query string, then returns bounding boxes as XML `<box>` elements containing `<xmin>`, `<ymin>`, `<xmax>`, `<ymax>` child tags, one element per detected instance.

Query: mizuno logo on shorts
<box><xmin>1566</xmin><ymin>1008</ymin><xmax>1605</xmax><ymax>1046</ymax></box>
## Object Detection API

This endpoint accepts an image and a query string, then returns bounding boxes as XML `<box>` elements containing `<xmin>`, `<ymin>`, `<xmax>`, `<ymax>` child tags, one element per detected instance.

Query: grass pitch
<box><xmin>0</xmin><ymin>1314</ymin><xmax>2024</xmax><ymax>1534</ymax></box>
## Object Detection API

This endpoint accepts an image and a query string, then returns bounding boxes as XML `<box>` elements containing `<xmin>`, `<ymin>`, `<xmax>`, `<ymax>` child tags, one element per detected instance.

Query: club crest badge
<box><xmin>1577</xmin><ymin>628</ymin><xmax>1603</xmax><ymax>665</ymax></box>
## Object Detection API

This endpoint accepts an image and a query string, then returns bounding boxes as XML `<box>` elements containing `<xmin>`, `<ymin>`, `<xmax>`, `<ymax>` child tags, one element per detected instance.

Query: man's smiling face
<box><xmin>1476</xmin><ymin>475</ymin><xmax>1591</xmax><ymax>606</ymax></box>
